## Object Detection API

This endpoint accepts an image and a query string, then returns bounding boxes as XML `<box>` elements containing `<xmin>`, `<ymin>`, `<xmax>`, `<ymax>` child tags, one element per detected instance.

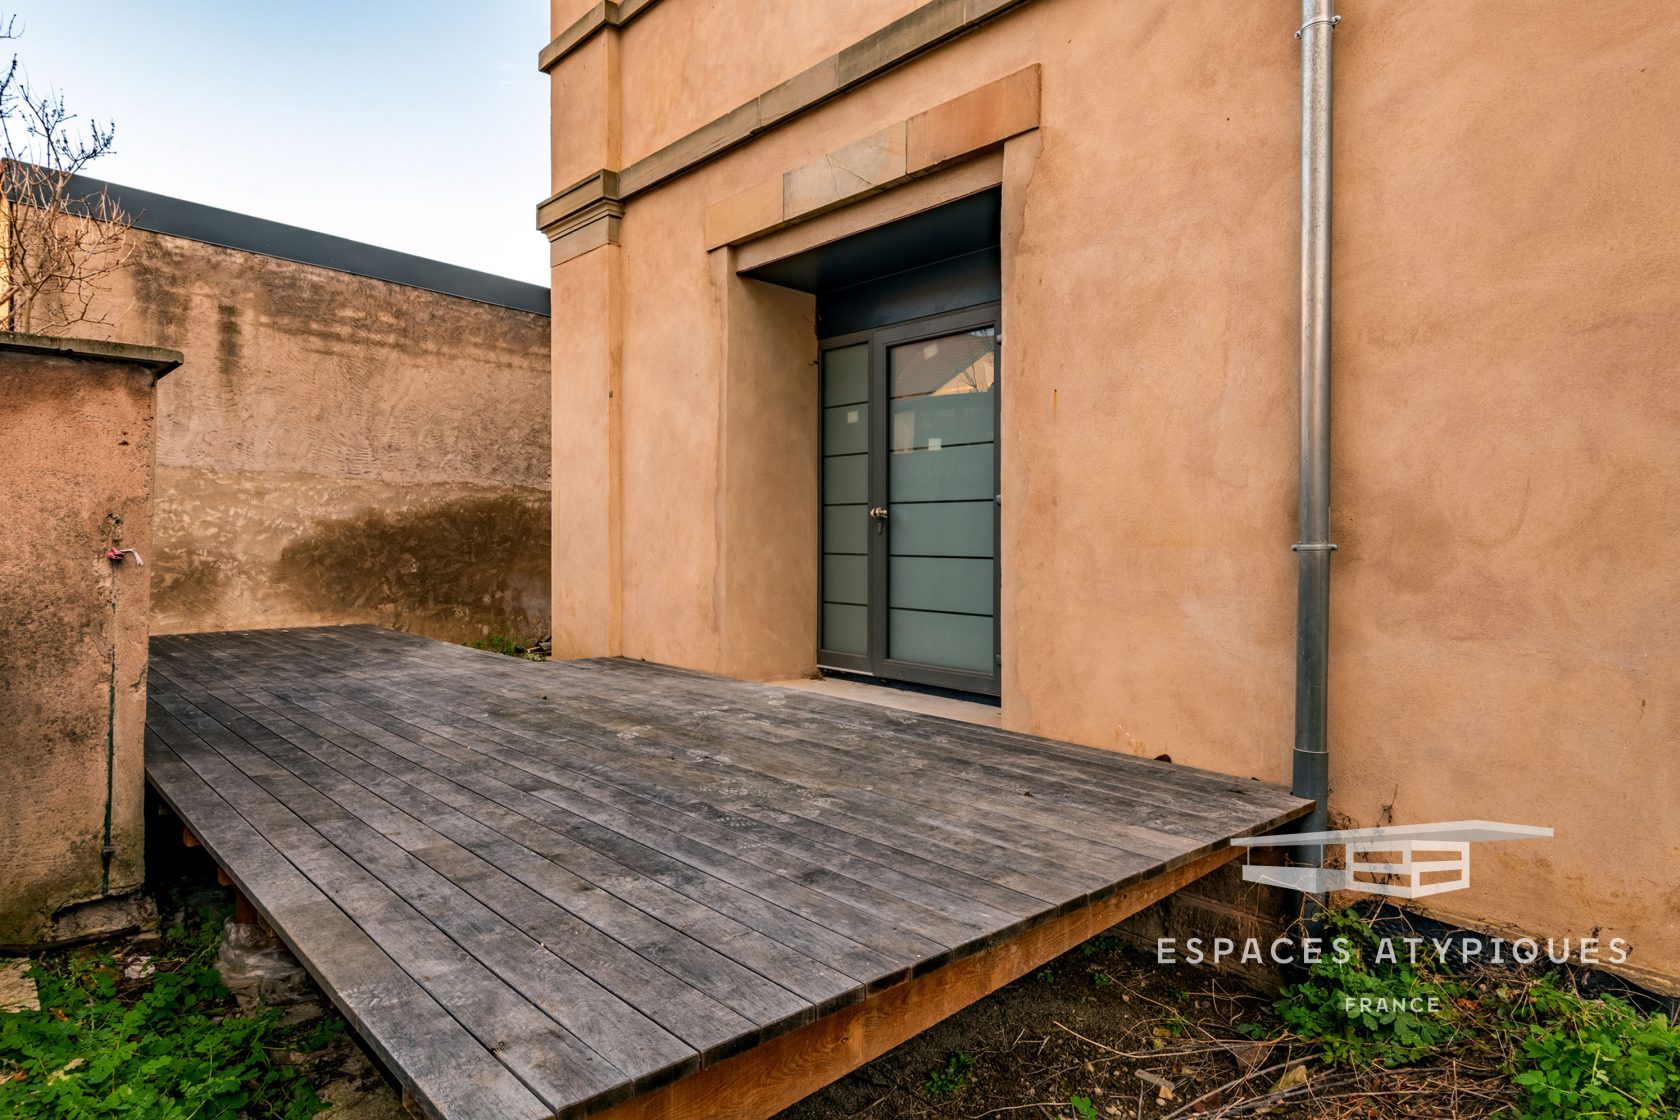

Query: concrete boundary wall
<box><xmin>62</xmin><ymin>206</ymin><xmax>554</xmax><ymax>644</ymax></box>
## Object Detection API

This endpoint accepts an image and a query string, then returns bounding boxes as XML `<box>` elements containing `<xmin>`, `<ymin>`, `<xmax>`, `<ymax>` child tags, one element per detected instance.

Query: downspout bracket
<box><xmin>1291</xmin><ymin>542</ymin><xmax>1338</xmax><ymax>553</ymax></box>
<box><xmin>1294</xmin><ymin>15</ymin><xmax>1341</xmax><ymax>39</ymax></box>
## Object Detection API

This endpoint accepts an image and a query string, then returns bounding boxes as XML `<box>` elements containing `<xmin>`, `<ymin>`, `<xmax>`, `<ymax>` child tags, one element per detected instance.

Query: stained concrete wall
<box><xmin>82</xmin><ymin>227</ymin><xmax>552</xmax><ymax>645</ymax></box>
<box><xmin>542</xmin><ymin>0</ymin><xmax>1680</xmax><ymax>989</ymax></box>
<box><xmin>0</xmin><ymin>336</ymin><xmax>179</xmax><ymax>945</ymax></box>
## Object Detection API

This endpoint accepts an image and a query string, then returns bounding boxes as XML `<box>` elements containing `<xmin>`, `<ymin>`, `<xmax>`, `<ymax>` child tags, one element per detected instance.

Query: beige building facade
<box><xmin>539</xmin><ymin>0</ymin><xmax>1680</xmax><ymax>990</ymax></box>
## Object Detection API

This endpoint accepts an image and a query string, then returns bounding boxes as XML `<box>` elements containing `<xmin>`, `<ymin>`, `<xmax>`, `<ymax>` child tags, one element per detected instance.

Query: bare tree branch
<box><xmin>0</xmin><ymin>11</ymin><xmax>129</xmax><ymax>336</ymax></box>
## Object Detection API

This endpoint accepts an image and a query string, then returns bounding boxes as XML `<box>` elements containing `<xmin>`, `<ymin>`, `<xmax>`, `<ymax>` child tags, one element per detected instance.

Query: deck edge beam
<box><xmin>576</xmin><ymin>845</ymin><xmax>1242</xmax><ymax>1120</ymax></box>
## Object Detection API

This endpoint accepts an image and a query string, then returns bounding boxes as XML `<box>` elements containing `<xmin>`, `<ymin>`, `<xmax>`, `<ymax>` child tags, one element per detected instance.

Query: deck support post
<box><xmin>213</xmin><ymin>865</ymin><xmax>260</xmax><ymax>925</ymax></box>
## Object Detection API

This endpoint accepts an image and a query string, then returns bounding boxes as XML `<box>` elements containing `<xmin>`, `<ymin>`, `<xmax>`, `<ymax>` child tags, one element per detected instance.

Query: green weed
<box><xmin>1155</xmin><ymin>1015</ymin><xmax>1190</xmax><ymax>1039</ymax></box>
<box><xmin>1080</xmin><ymin>934</ymin><xmax>1123</xmax><ymax>959</ymax></box>
<box><xmin>1067</xmin><ymin>1094</ymin><xmax>1099</xmax><ymax>1120</ymax></box>
<box><xmin>1274</xmin><ymin>907</ymin><xmax>1462</xmax><ymax>1067</ymax></box>
<box><xmin>1260</xmin><ymin>907</ymin><xmax>1680</xmax><ymax>1118</ymax></box>
<box><xmin>299</xmin><ymin>1017</ymin><xmax>346</xmax><ymax>1054</ymax></box>
<box><xmin>1503</xmin><ymin>977</ymin><xmax>1680</xmax><ymax>1119</ymax></box>
<box><xmin>923</xmin><ymin>1050</ymin><xmax>974</xmax><ymax>1098</ymax></box>
<box><xmin>0</xmin><ymin>903</ymin><xmax>325</xmax><ymax>1120</ymax></box>
<box><xmin>466</xmin><ymin>632</ymin><xmax>541</xmax><ymax>659</ymax></box>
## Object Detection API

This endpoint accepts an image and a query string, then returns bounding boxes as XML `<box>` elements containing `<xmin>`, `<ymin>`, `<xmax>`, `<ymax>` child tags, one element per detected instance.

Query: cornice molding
<box><xmin>537</xmin><ymin>0</ymin><xmax>661</xmax><ymax>73</ymax></box>
<box><xmin>537</xmin><ymin>169</ymin><xmax>621</xmax><ymax>234</ymax></box>
<box><xmin>536</xmin><ymin>0</ymin><xmax>1038</xmax><ymax>249</ymax></box>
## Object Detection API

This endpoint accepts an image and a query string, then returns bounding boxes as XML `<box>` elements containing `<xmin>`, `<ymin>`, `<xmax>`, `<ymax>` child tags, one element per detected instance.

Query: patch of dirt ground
<box><xmin>777</xmin><ymin>937</ymin><xmax>1291</xmax><ymax>1120</ymax></box>
<box><xmin>774</xmin><ymin>935</ymin><xmax>1515</xmax><ymax>1120</ymax></box>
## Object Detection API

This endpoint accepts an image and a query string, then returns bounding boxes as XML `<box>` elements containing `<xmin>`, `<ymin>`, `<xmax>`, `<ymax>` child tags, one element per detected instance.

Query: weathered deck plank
<box><xmin>149</xmin><ymin>717</ymin><xmax>625</xmax><ymax>1113</ymax></box>
<box><xmin>240</xmin><ymin>632</ymin><xmax>1184</xmax><ymax>893</ymax></box>
<box><xmin>145</xmin><ymin>743</ymin><xmax>554</xmax><ymax>1120</ymax></box>
<box><xmin>150</xmin><ymin>653</ymin><xmax>834</xmax><ymax>1044</ymax></box>
<box><xmin>152</xmin><ymin>682</ymin><xmax>724</xmax><ymax>1075</ymax></box>
<box><xmin>145</xmin><ymin>626</ymin><xmax>1311</xmax><ymax>1120</ymax></box>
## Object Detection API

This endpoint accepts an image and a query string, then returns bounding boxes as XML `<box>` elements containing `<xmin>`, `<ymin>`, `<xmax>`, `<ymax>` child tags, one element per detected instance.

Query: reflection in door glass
<box><xmin>887</xmin><ymin>328</ymin><xmax>996</xmax><ymax>674</ymax></box>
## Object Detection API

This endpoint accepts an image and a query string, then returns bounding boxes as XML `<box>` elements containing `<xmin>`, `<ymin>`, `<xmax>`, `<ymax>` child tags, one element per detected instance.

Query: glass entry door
<box><xmin>819</xmin><ymin>305</ymin><xmax>1000</xmax><ymax>696</ymax></box>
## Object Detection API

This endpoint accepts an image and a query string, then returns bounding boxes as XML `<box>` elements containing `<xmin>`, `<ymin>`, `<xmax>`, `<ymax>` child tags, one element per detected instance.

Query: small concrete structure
<box><xmin>0</xmin><ymin>332</ymin><xmax>180</xmax><ymax>946</ymax></box>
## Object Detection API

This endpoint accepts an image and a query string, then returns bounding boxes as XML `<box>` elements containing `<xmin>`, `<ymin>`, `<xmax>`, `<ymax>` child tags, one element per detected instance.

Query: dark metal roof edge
<box><xmin>65</xmin><ymin>174</ymin><xmax>551</xmax><ymax>316</ymax></box>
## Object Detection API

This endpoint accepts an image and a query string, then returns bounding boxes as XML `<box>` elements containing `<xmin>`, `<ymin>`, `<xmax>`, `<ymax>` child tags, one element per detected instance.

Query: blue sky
<box><xmin>13</xmin><ymin>1</ymin><xmax>551</xmax><ymax>285</ymax></box>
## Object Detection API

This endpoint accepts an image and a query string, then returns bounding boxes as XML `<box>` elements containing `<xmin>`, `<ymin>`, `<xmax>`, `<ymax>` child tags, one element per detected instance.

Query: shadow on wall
<box><xmin>147</xmin><ymin>470</ymin><xmax>554</xmax><ymax>645</ymax></box>
<box><xmin>153</xmin><ymin>542</ymin><xmax>231</xmax><ymax>620</ymax></box>
<box><xmin>148</xmin><ymin>493</ymin><xmax>551</xmax><ymax>645</ymax></box>
<box><xmin>270</xmin><ymin>495</ymin><xmax>550</xmax><ymax>645</ymax></box>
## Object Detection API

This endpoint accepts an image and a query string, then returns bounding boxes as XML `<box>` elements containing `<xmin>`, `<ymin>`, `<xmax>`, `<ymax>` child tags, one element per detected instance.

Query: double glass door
<box><xmin>818</xmin><ymin>305</ymin><xmax>1000</xmax><ymax>696</ymax></box>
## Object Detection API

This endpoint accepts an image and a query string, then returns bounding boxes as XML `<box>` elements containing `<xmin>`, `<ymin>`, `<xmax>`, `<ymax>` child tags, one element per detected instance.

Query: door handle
<box><xmin>869</xmin><ymin>507</ymin><xmax>889</xmax><ymax>519</ymax></box>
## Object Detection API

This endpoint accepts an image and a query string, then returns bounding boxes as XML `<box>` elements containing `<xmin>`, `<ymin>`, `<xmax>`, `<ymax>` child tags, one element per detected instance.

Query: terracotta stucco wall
<box><xmin>83</xmin><ymin>229</ymin><xmax>553</xmax><ymax>645</ymax></box>
<box><xmin>0</xmin><ymin>340</ymin><xmax>175</xmax><ymax>944</ymax></box>
<box><xmin>615</xmin><ymin>0</ymin><xmax>926</xmax><ymax>166</ymax></box>
<box><xmin>1327</xmin><ymin>1</ymin><xmax>1679</xmax><ymax>988</ymax></box>
<box><xmin>544</xmin><ymin>0</ymin><xmax>1680</xmax><ymax>988</ymax></box>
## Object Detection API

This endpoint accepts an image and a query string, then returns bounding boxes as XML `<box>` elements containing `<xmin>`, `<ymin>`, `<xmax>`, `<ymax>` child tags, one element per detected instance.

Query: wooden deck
<box><xmin>144</xmin><ymin>626</ymin><xmax>1309</xmax><ymax>1120</ymax></box>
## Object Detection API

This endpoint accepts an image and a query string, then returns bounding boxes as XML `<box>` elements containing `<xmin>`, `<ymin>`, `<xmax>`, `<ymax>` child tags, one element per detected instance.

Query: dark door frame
<box><xmin>817</xmin><ymin>301</ymin><xmax>1002</xmax><ymax>697</ymax></box>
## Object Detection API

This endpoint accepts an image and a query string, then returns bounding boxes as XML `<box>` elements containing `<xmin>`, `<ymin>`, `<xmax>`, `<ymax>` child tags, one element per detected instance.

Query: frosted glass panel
<box><xmin>889</xmin><ymin>501</ymin><xmax>994</xmax><ymax>558</ymax></box>
<box><xmin>891</xmin><ymin>443</ymin><xmax>993</xmax><ymax>502</ymax></box>
<box><xmin>823</xmin><ymin>604</ymin><xmax>868</xmax><ymax>655</ymax></box>
<box><xmin>887</xmin><ymin>326</ymin><xmax>996</xmax><ymax>674</ymax></box>
<box><xmin>823</xmin><ymin>403</ymin><xmax>869</xmax><ymax>455</ymax></box>
<box><xmin>888</xmin><ymin>609</ymin><xmax>994</xmax><ymax>673</ymax></box>
<box><xmin>823</xmin><ymin>504</ymin><xmax>868</xmax><ymax>554</ymax></box>
<box><xmin>822</xmin><ymin>343</ymin><xmax>868</xmax><ymax>406</ymax></box>
<box><xmin>890</xmin><ymin>393</ymin><xmax>994</xmax><ymax>451</ymax></box>
<box><xmin>823</xmin><ymin>453</ymin><xmax>867</xmax><ymax>503</ymax></box>
<box><xmin>822</xmin><ymin>344</ymin><xmax>871</xmax><ymax>657</ymax></box>
<box><xmin>889</xmin><ymin>557</ymin><xmax>992</xmax><ymax>616</ymax></box>
<box><xmin>823</xmin><ymin>554</ymin><xmax>868</xmax><ymax>606</ymax></box>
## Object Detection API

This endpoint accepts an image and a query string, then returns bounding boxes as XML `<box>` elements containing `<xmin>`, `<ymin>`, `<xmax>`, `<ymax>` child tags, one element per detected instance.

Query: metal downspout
<box><xmin>1292</xmin><ymin>0</ymin><xmax>1338</xmax><ymax>870</ymax></box>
